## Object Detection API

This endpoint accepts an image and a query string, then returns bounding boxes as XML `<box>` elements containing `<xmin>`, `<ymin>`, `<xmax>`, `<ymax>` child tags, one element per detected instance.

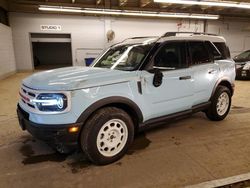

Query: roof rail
<box><xmin>129</xmin><ymin>36</ymin><xmax>158</xmax><ymax>39</ymax></box>
<box><xmin>110</xmin><ymin>36</ymin><xmax>158</xmax><ymax>48</ymax></box>
<box><xmin>122</xmin><ymin>36</ymin><xmax>158</xmax><ymax>42</ymax></box>
<box><xmin>163</xmin><ymin>32</ymin><xmax>218</xmax><ymax>37</ymax></box>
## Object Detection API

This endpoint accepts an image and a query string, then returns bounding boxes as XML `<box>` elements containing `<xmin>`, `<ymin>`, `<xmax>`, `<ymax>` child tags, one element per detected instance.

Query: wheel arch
<box><xmin>210</xmin><ymin>79</ymin><xmax>234</xmax><ymax>100</ymax></box>
<box><xmin>76</xmin><ymin>96</ymin><xmax>143</xmax><ymax>132</ymax></box>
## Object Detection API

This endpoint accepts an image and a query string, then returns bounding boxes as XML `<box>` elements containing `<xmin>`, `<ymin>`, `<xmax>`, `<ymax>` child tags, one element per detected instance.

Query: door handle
<box><xmin>179</xmin><ymin>76</ymin><xmax>191</xmax><ymax>80</ymax></box>
<box><xmin>208</xmin><ymin>69</ymin><xmax>217</xmax><ymax>74</ymax></box>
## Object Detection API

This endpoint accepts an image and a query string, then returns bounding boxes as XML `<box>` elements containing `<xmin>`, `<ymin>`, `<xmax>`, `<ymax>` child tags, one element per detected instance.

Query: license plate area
<box><xmin>241</xmin><ymin>71</ymin><xmax>247</xmax><ymax>77</ymax></box>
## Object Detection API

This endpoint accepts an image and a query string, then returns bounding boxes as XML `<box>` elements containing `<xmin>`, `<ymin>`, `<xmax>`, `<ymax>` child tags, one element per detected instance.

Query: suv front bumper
<box><xmin>17</xmin><ymin>105</ymin><xmax>82</xmax><ymax>153</ymax></box>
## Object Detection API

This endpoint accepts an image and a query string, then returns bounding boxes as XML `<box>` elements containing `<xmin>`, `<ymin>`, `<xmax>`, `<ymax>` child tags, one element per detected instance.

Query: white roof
<box><xmin>160</xmin><ymin>34</ymin><xmax>226</xmax><ymax>43</ymax></box>
<box><xmin>115</xmin><ymin>33</ymin><xmax>226</xmax><ymax>47</ymax></box>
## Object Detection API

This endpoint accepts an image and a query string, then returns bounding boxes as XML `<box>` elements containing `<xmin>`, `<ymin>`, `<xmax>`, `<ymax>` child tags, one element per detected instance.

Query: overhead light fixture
<box><xmin>154</xmin><ymin>0</ymin><xmax>250</xmax><ymax>9</ymax></box>
<box><xmin>38</xmin><ymin>5</ymin><xmax>219</xmax><ymax>20</ymax></box>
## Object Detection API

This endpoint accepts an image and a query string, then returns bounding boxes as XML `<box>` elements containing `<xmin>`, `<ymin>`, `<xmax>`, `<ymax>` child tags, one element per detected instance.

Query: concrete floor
<box><xmin>0</xmin><ymin>72</ymin><xmax>250</xmax><ymax>188</ymax></box>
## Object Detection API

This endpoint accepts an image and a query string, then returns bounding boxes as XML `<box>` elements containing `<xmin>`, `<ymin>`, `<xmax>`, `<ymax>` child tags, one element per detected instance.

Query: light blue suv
<box><xmin>17</xmin><ymin>32</ymin><xmax>235</xmax><ymax>165</ymax></box>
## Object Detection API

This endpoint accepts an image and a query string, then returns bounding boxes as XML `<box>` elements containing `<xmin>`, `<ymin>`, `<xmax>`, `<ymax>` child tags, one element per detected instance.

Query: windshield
<box><xmin>93</xmin><ymin>44</ymin><xmax>152</xmax><ymax>71</ymax></box>
<box><xmin>234</xmin><ymin>50</ymin><xmax>250</xmax><ymax>61</ymax></box>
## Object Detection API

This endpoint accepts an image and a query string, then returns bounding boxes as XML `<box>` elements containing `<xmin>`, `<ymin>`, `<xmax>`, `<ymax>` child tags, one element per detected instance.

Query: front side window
<box><xmin>189</xmin><ymin>41</ymin><xmax>210</xmax><ymax>65</ymax></box>
<box><xmin>153</xmin><ymin>42</ymin><xmax>187</xmax><ymax>70</ymax></box>
<box><xmin>93</xmin><ymin>44</ymin><xmax>152</xmax><ymax>71</ymax></box>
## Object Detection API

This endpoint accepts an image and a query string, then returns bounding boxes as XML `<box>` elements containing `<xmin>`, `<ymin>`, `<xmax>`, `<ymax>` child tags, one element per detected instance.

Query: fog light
<box><xmin>68</xmin><ymin>126</ymin><xmax>79</xmax><ymax>133</ymax></box>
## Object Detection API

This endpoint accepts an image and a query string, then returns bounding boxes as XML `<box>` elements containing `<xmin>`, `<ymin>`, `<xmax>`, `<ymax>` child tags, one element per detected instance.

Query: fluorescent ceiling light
<box><xmin>38</xmin><ymin>5</ymin><xmax>219</xmax><ymax>20</ymax></box>
<box><xmin>154</xmin><ymin>0</ymin><xmax>250</xmax><ymax>9</ymax></box>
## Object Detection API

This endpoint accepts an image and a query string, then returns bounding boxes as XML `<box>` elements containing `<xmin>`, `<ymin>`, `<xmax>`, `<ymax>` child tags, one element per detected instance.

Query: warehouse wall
<box><xmin>9</xmin><ymin>13</ymin><xmax>104</xmax><ymax>70</ymax></box>
<box><xmin>9</xmin><ymin>13</ymin><xmax>204</xmax><ymax>70</ymax></box>
<box><xmin>207</xmin><ymin>19</ymin><xmax>250</xmax><ymax>57</ymax></box>
<box><xmin>109</xmin><ymin>19</ymin><xmax>203</xmax><ymax>44</ymax></box>
<box><xmin>0</xmin><ymin>23</ymin><xmax>16</xmax><ymax>79</ymax></box>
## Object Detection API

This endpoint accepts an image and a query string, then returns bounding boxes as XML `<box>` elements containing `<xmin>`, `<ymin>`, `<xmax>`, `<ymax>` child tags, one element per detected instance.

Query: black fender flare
<box><xmin>76</xmin><ymin>96</ymin><xmax>143</xmax><ymax>125</ymax></box>
<box><xmin>210</xmin><ymin>78</ymin><xmax>234</xmax><ymax>100</ymax></box>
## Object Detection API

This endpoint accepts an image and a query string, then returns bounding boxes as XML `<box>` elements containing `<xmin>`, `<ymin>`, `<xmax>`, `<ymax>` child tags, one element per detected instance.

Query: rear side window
<box><xmin>205</xmin><ymin>41</ymin><xmax>222</xmax><ymax>60</ymax></box>
<box><xmin>189</xmin><ymin>41</ymin><xmax>211</xmax><ymax>65</ymax></box>
<box><xmin>213</xmin><ymin>42</ymin><xmax>231</xmax><ymax>59</ymax></box>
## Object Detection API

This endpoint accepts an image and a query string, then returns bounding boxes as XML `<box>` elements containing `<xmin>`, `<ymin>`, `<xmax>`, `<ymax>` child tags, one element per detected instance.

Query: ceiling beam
<box><xmin>179</xmin><ymin>5</ymin><xmax>193</xmax><ymax>10</ymax></box>
<box><xmin>96</xmin><ymin>0</ymin><xmax>102</xmax><ymax>5</ymax></box>
<box><xmin>0</xmin><ymin>0</ymin><xmax>8</xmax><ymax>10</ymax></box>
<box><xmin>159</xmin><ymin>3</ymin><xmax>172</xmax><ymax>8</ymax></box>
<box><xmin>119</xmin><ymin>0</ymin><xmax>128</xmax><ymax>7</ymax></box>
<box><xmin>140</xmin><ymin>0</ymin><xmax>152</xmax><ymax>7</ymax></box>
<box><xmin>104</xmin><ymin>0</ymin><xmax>111</xmax><ymax>8</ymax></box>
<box><xmin>9</xmin><ymin>0</ymin><xmax>105</xmax><ymax>9</ymax></box>
<box><xmin>202</xmin><ymin>6</ymin><xmax>225</xmax><ymax>11</ymax></box>
<box><xmin>7</xmin><ymin>0</ymin><xmax>250</xmax><ymax>19</ymax></box>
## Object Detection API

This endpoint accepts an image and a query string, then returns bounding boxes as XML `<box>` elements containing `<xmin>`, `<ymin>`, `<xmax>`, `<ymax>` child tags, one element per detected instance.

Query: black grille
<box><xmin>28</xmin><ymin>92</ymin><xmax>36</xmax><ymax>97</ymax></box>
<box><xmin>22</xmin><ymin>88</ymin><xmax>27</xmax><ymax>93</ymax></box>
<box><xmin>27</xmin><ymin>103</ymin><xmax>35</xmax><ymax>109</ymax></box>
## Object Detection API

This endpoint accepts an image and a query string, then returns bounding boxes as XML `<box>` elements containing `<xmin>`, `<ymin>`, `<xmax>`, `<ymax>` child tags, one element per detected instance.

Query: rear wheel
<box><xmin>80</xmin><ymin>107</ymin><xmax>134</xmax><ymax>165</ymax></box>
<box><xmin>205</xmin><ymin>86</ymin><xmax>231</xmax><ymax>121</ymax></box>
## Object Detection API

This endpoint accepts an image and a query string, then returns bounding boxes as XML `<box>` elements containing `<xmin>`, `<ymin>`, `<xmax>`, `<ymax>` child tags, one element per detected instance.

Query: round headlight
<box><xmin>34</xmin><ymin>93</ymin><xmax>68</xmax><ymax>112</ymax></box>
<box><xmin>243</xmin><ymin>62</ymin><xmax>250</xmax><ymax>70</ymax></box>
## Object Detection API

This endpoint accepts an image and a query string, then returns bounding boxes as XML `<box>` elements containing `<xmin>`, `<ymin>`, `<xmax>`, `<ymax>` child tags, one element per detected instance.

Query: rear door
<box><xmin>189</xmin><ymin>41</ymin><xmax>220</xmax><ymax>106</ymax></box>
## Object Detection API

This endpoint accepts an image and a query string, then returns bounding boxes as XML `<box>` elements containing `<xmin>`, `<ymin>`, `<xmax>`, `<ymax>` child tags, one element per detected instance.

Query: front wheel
<box><xmin>205</xmin><ymin>85</ymin><xmax>231</xmax><ymax>121</ymax></box>
<box><xmin>80</xmin><ymin>107</ymin><xmax>134</xmax><ymax>165</ymax></box>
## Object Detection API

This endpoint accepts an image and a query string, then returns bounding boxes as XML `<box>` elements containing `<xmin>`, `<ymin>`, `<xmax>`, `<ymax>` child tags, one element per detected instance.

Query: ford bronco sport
<box><xmin>17</xmin><ymin>32</ymin><xmax>235</xmax><ymax>165</ymax></box>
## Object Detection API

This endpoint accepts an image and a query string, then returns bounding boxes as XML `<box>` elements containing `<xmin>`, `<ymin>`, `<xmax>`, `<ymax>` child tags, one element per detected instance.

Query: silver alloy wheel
<box><xmin>216</xmin><ymin>92</ymin><xmax>230</xmax><ymax>116</ymax></box>
<box><xmin>96</xmin><ymin>119</ymin><xmax>128</xmax><ymax>157</ymax></box>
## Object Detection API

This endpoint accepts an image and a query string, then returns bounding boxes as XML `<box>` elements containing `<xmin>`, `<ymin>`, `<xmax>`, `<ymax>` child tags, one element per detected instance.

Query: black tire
<box><xmin>205</xmin><ymin>85</ymin><xmax>231</xmax><ymax>121</ymax></box>
<box><xmin>80</xmin><ymin>107</ymin><xmax>134</xmax><ymax>165</ymax></box>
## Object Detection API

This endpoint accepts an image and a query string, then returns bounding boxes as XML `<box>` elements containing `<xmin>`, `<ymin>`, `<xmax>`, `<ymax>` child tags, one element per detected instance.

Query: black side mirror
<box><xmin>152</xmin><ymin>68</ymin><xmax>163</xmax><ymax>87</ymax></box>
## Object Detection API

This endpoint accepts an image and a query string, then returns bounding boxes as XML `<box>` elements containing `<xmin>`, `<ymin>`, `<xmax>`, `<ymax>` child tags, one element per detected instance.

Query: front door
<box><xmin>139</xmin><ymin>41</ymin><xmax>194</xmax><ymax>121</ymax></box>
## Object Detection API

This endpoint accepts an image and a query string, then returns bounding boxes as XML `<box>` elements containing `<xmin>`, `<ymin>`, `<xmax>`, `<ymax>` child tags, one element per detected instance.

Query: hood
<box><xmin>23</xmin><ymin>66</ymin><xmax>137</xmax><ymax>91</ymax></box>
<box><xmin>234</xmin><ymin>58</ymin><xmax>248</xmax><ymax>63</ymax></box>
<box><xmin>233</xmin><ymin>56</ymin><xmax>249</xmax><ymax>63</ymax></box>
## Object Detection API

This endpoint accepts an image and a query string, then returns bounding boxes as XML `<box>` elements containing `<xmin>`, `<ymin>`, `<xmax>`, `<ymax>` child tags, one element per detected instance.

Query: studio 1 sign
<box><xmin>40</xmin><ymin>25</ymin><xmax>62</xmax><ymax>31</ymax></box>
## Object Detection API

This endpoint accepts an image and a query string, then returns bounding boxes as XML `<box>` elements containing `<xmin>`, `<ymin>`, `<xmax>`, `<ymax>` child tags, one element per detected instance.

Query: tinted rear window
<box><xmin>213</xmin><ymin>42</ymin><xmax>231</xmax><ymax>59</ymax></box>
<box><xmin>189</xmin><ymin>41</ymin><xmax>211</xmax><ymax>65</ymax></box>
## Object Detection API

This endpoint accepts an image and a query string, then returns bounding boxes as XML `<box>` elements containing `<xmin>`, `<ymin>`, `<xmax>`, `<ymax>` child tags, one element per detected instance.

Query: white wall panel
<box><xmin>9</xmin><ymin>13</ymin><xmax>105</xmax><ymax>70</ymax></box>
<box><xmin>111</xmin><ymin>18</ymin><xmax>204</xmax><ymax>43</ymax></box>
<box><xmin>207</xmin><ymin>20</ymin><xmax>250</xmax><ymax>57</ymax></box>
<box><xmin>9</xmin><ymin>13</ymin><xmax>204</xmax><ymax>70</ymax></box>
<box><xmin>0</xmin><ymin>23</ymin><xmax>16</xmax><ymax>78</ymax></box>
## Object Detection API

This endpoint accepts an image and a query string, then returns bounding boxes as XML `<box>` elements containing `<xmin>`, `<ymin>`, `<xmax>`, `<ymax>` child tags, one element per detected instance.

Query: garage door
<box><xmin>31</xmin><ymin>33</ymin><xmax>73</xmax><ymax>70</ymax></box>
